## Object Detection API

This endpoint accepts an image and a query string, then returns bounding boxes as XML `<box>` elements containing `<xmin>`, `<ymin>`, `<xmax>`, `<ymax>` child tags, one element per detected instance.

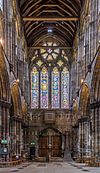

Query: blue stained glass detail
<box><xmin>31</xmin><ymin>67</ymin><xmax>39</xmax><ymax>108</ymax></box>
<box><xmin>61</xmin><ymin>68</ymin><xmax>69</xmax><ymax>108</ymax></box>
<box><xmin>41</xmin><ymin>67</ymin><xmax>48</xmax><ymax>108</ymax></box>
<box><xmin>52</xmin><ymin>68</ymin><xmax>59</xmax><ymax>108</ymax></box>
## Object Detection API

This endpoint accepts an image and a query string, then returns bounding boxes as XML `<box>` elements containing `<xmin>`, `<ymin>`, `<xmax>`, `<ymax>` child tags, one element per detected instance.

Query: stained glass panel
<box><xmin>47</xmin><ymin>55</ymin><xmax>53</xmax><ymax>60</ymax></box>
<box><xmin>52</xmin><ymin>53</ymin><xmax>57</xmax><ymax>59</ymax></box>
<box><xmin>47</xmin><ymin>48</ymin><xmax>52</xmax><ymax>54</ymax></box>
<box><xmin>41</xmin><ymin>49</ymin><xmax>46</xmax><ymax>54</ymax></box>
<box><xmin>64</xmin><ymin>56</ymin><xmax>68</xmax><ymax>61</ymax></box>
<box><xmin>42</xmin><ymin>53</ymin><xmax>48</xmax><ymax>59</ymax></box>
<box><xmin>53</xmin><ymin>43</ymin><xmax>57</xmax><ymax>46</ymax></box>
<box><xmin>48</xmin><ymin>42</ymin><xmax>52</xmax><ymax>46</ymax></box>
<box><xmin>43</xmin><ymin>43</ymin><xmax>46</xmax><ymax>46</ymax></box>
<box><xmin>35</xmin><ymin>50</ymin><xmax>38</xmax><ymax>55</ymax></box>
<box><xmin>31</xmin><ymin>67</ymin><xmax>39</xmax><ymax>108</ymax></box>
<box><xmin>54</xmin><ymin>49</ymin><xmax>59</xmax><ymax>54</ymax></box>
<box><xmin>57</xmin><ymin>60</ymin><xmax>63</xmax><ymax>67</ymax></box>
<box><xmin>37</xmin><ymin>60</ymin><xmax>43</xmax><ymax>66</ymax></box>
<box><xmin>41</xmin><ymin>67</ymin><xmax>48</xmax><ymax>108</ymax></box>
<box><xmin>31</xmin><ymin>56</ymin><xmax>36</xmax><ymax>61</ymax></box>
<box><xmin>61</xmin><ymin>67</ymin><xmax>69</xmax><ymax>108</ymax></box>
<box><xmin>52</xmin><ymin>67</ymin><xmax>59</xmax><ymax>108</ymax></box>
<box><xmin>62</xmin><ymin>50</ymin><xmax>65</xmax><ymax>55</ymax></box>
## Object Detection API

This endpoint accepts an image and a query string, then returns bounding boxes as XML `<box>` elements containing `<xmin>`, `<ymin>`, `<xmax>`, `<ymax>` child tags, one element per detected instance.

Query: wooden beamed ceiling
<box><xmin>18</xmin><ymin>0</ymin><xmax>84</xmax><ymax>47</ymax></box>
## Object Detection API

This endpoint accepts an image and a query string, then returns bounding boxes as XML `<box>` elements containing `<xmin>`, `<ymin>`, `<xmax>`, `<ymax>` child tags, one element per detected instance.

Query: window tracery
<box><xmin>31</xmin><ymin>42</ymin><xmax>69</xmax><ymax>109</ymax></box>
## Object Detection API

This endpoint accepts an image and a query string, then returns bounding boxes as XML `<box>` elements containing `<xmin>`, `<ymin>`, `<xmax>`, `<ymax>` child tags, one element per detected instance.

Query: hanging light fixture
<box><xmin>47</xmin><ymin>29</ymin><xmax>52</xmax><ymax>33</ymax></box>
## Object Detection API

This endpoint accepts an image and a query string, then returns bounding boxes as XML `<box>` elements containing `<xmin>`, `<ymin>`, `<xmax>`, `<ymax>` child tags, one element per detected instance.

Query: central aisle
<box><xmin>0</xmin><ymin>162</ymin><xmax>100</xmax><ymax>173</ymax></box>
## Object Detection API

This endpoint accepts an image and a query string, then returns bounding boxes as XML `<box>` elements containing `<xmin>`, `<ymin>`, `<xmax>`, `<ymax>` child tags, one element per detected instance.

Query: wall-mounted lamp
<box><xmin>0</xmin><ymin>38</ymin><xmax>3</xmax><ymax>45</ymax></box>
<box><xmin>81</xmin><ymin>79</ymin><xmax>84</xmax><ymax>84</ymax></box>
<box><xmin>16</xmin><ymin>79</ymin><xmax>19</xmax><ymax>83</ymax></box>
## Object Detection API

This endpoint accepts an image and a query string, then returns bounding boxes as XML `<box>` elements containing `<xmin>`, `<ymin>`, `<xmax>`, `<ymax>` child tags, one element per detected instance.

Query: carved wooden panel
<box><xmin>39</xmin><ymin>135</ymin><xmax>62</xmax><ymax>157</ymax></box>
<box><xmin>51</xmin><ymin>136</ymin><xmax>62</xmax><ymax>157</ymax></box>
<box><xmin>39</xmin><ymin>136</ymin><xmax>49</xmax><ymax>157</ymax></box>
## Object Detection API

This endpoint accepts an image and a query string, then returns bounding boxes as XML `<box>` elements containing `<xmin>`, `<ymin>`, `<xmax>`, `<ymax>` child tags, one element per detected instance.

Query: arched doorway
<box><xmin>79</xmin><ymin>84</ymin><xmax>90</xmax><ymax>117</ymax></box>
<box><xmin>39</xmin><ymin>128</ymin><xmax>62</xmax><ymax>157</ymax></box>
<box><xmin>78</xmin><ymin>83</ymin><xmax>91</xmax><ymax>161</ymax></box>
<box><xmin>10</xmin><ymin>81</ymin><xmax>22</xmax><ymax>159</ymax></box>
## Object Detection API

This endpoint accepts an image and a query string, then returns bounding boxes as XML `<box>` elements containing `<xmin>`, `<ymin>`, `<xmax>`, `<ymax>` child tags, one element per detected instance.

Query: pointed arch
<box><xmin>0</xmin><ymin>44</ymin><xmax>10</xmax><ymax>101</ymax></box>
<box><xmin>79</xmin><ymin>83</ymin><xmax>90</xmax><ymax>117</ymax></box>
<box><xmin>11</xmin><ymin>81</ymin><xmax>22</xmax><ymax>117</ymax></box>
<box><xmin>91</xmin><ymin>56</ymin><xmax>100</xmax><ymax>103</ymax></box>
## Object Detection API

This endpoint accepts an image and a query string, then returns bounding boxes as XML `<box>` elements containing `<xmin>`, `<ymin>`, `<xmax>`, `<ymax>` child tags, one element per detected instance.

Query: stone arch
<box><xmin>0</xmin><ymin>13</ymin><xmax>4</xmax><ymax>43</ymax></box>
<box><xmin>11</xmin><ymin>81</ymin><xmax>22</xmax><ymax>117</ymax></box>
<box><xmin>38</xmin><ymin>127</ymin><xmax>62</xmax><ymax>157</ymax></box>
<box><xmin>39</xmin><ymin>127</ymin><xmax>62</xmax><ymax>136</ymax></box>
<box><xmin>0</xmin><ymin>44</ymin><xmax>10</xmax><ymax>101</ymax></box>
<box><xmin>91</xmin><ymin>56</ymin><xmax>100</xmax><ymax>102</ymax></box>
<box><xmin>79</xmin><ymin>83</ymin><xmax>90</xmax><ymax>117</ymax></box>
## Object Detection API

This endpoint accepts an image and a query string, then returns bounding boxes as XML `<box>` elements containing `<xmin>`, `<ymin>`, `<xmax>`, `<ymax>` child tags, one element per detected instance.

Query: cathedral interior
<box><xmin>0</xmin><ymin>0</ymin><xmax>100</xmax><ymax>167</ymax></box>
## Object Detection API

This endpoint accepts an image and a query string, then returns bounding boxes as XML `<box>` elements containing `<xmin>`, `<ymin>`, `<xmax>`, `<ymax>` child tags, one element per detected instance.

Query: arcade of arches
<box><xmin>0</xmin><ymin>0</ymin><xmax>100</xmax><ymax>166</ymax></box>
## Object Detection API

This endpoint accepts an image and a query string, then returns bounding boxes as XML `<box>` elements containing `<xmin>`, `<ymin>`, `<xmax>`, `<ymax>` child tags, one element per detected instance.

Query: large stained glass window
<box><xmin>41</xmin><ymin>67</ymin><xmax>48</xmax><ymax>108</ymax></box>
<box><xmin>31</xmin><ymin>67</ymin><xmax>39</xmax><ymax>108</ymax></box>
<box><xmin>31</xmin><ymin>42</ymin><xmax>70</xmax><ymax>109</ymax></box>
<box><xmin>52</xmin><ymin>67</ymin><xmax>59</xmax><ymax>108</ymax></box>
<box><xmin>61</xmin><ymin>67</ymin><xmax>69</xmax><ymax>108</ymax></box>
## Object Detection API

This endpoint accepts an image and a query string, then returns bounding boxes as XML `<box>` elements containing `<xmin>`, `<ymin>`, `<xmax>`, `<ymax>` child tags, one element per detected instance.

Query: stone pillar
<box><xmin>12</xmin><ymin>120</ymin><xmax>16</xmax><ymax>156</ymax></box>
<box><xmin>35</xmin><ymin>130</ymin><xmax>39</xmax><ymax>157</ymax></box>
<box><xmin>6</xmin><ymin>107</ymin><xmax>10</xmax><ymax>161</ymax></box>
<box><xmin>65</xmin><ymin>131</ymin><xmax>69</xmax><ymax>150</ymax></box>
<box><xmin>78</xmin><ymin>117</ymin><xmax>91</xmax><ymax>162</ymax></box>
<box><xmin>61</xmin><ymin>134</ymin><xmax>65</xmax><ymax>156</ymax></box>
<box><xmin>78</xmin><ymin>119</ymin><xmax>82</xmax><ymax>160</ymax></box>
<box><xmin>91</xmin><ymin>103</ymin><xmax>100</xmax><ymax>165</ymax></box>
<box><xmin>0</xmin><ymin>106</ymin><xmax>2</xmax><ymax>141</ymax></box>
<box><xmin>91</xmin><ymin>108</ymin><xmax>95</xmax><ymax>157</ymax></box>
<box><xmin>19</xmin><ymin>122</ymin><xmax>21</xmax><ymax>156</ymax></box>
<box><xmin>72</xmin><ymin>126</ymin><xmax>78</xmax><ymax>159</ymax></box>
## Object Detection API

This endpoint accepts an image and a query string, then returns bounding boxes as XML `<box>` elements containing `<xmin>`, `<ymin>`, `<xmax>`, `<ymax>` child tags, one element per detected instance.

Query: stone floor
<box><xmin>0</xmin><ymin>162</ymin><xmax>100</xmax><ymax>173</ymax></box>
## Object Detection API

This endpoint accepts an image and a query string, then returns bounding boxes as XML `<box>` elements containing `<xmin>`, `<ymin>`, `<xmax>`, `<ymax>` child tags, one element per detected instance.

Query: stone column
<box><xmin>13</xmin><ymin>120</ymin><xmax>16</xmax><ymax>156</ymax></box>
<box><xmin>61</xmin><ymin>134</ymin><xmax>65</xmax><ymax>156</ymax></box>
<box><xmin>94</xmin><ymin>106</ymin><xmax>100</xmax><ymax>159</ymax></box>
<box><xmin>6</xmin><ymin>107</ymin><xmax>10</xmax><ymax>161</ymax></box>
<box><xmin>34</xmin><ymin>130</ymin><xmax>39</xmax><ymax>158</ymax></box>
<box><xmin>78</xmin><ymin>117</ymin><xmax>91</xmax><ymax>162</ymax></box>
<box><xmin>65</xmin><ymin>131</ymin><xmax>69</xmax><ymax>150</ymax></box>
<box><xmin>0</xmin><ymin>106</ymin><xmax>2</xmax><ymax>141</ymax></box>
<box><xmin>91</xmin><ymin>108</ymin><xmax>95</xmax><ymax>157</ymax></box>
<box><xmin>78</xmin><ymin>119</ymin><xmax>82</xmax><ymax>160</ymax></box>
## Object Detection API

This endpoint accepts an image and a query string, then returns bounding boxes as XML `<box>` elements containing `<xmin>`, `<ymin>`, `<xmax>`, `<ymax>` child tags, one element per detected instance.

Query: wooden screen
<box><xmin>39</xmin><ymin>135</ymin><xmax>62</xmax><ymax>157</ymax></box>
<box><xmin>39</xmin><ymin>136</ymin><xmax>49</xmax><ymax>157</ymax></box>
<box><xmin>51</xmin><ymin>136</ymin><xmax>62</xmax><ymax>157</ymax></box>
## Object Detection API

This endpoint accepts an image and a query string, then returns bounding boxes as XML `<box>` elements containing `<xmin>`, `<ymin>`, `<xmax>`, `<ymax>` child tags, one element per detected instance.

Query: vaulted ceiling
<box><xmin>18</xmin><ymin>0</ymin><xmax>84</xmax><ymax>47</ymax></box>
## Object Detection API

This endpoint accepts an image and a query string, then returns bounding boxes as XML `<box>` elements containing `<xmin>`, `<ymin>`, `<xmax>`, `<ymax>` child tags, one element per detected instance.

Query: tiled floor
<box><xmin>0</xmin><ymin>162</ymin><xmax>100</xmax><ymax>173</ymax></box>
